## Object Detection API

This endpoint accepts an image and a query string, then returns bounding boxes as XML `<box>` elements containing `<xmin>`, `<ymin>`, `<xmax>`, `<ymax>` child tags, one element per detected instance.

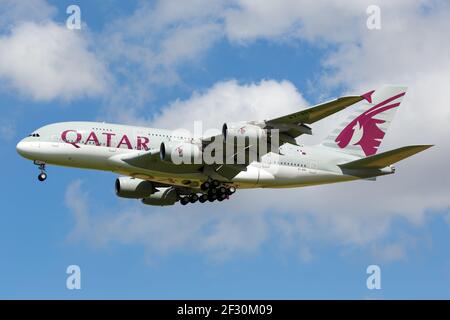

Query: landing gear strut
<box><xmin>34</xmin><ymin>161</ymin><xmax>47</xmax><ymax>182</ymax></box>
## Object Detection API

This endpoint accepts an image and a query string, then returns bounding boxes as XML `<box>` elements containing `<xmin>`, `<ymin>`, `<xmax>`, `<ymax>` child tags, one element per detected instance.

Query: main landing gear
<box><xmin>34</xmin><ymin>161</ymin><xmax>47</xmax><ymax>182</ymax></box>
<box><xmin>179</xmin><ymin>180</ymin><xmax>236</xmax><ymax>205</ymax></box>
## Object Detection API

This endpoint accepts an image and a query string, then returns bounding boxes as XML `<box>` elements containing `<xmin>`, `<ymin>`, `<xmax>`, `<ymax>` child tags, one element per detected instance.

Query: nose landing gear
<box><xmin>34</xmin><ymin>161</ymin><xmax>47</xmax><ymax>182</ymax></box>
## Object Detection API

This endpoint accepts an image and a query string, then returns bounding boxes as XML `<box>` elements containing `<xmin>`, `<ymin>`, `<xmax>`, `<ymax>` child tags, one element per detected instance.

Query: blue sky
<box><xmin>1</xmin><ymin>0</ymin><xmax>450</xmax><ymax>299</ymax></box>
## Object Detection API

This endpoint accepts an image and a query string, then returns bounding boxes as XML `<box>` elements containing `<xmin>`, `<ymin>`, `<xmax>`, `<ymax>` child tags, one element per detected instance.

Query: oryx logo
<box><xmin>335</xmin><ymin>92</ymin><xmax>405</xmax><ymax>156</ymax></box>
<box><xmin>238</xmin><ymin>126</ymin><xmax>246</xmax><ymax>134</ymax></box>
<box><xmin>175</xmin><ymin>146</ymin><xmax>183</xmax><ymax>157</ymax></box>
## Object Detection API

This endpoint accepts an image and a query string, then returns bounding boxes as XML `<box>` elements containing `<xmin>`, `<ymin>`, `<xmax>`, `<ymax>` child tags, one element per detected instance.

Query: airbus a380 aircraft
<box><xmin>16</xmin><ymin>86</ymin><xmax>431</xmax><ymax>206</ymax></box>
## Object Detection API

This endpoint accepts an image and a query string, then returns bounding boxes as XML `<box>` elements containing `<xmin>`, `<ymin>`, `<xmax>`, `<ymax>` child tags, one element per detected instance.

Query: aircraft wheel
<box><xmin>38</xmin><ymin>172</ymin><xmax>47</xmax><ymax>182</ymax></box>
<box><xmin>200</xmin><ymin>182</ymin><xmax>210</xmax><ymax>191</ymax></box>
<box><xmin>212</xmin><ymin>180</ymin><xmax>220</xmax><ymax>188</ymax></box>
<box><xmin>190</xmin><ymin>194</ymin><xmax>199</xmax><ymax>203</ymax></box>
<box><xmin>218</xmin><ymin>186</ymin><xmax>227</xmax><ymax>194</ymax></box>
<box><xmin>180</xmin><ymin>197</ymin><xmax>190</xmax><ymax>205</ymax></box>
<box><xmin>218</xmin><ymin>193</ymin><xmax>227</xmax><ymax>200</ymax></box>
<box><xmin>199</xmin><ymin>194</ymin><xmax>208</xmax><ymax>203</ymax></box>
<box><xmin>227</xmin><ymin>186</ymin><xmax>236</xmax><ymax>195</ymax></box>
<box><xmin>208</xmin><ymin>194</ymin><xmax>216</xmax><ymax>202</ymax></box>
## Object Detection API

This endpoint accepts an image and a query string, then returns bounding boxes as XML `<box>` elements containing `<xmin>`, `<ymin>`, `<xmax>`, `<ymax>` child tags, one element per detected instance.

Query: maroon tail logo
<box><xmin>335</xmin><ymin>92</ymin><xmax>405</xmax><ymax>156</ymax></box>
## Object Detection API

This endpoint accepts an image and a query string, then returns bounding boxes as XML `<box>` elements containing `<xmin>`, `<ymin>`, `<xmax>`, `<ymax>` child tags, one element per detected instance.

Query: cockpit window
<box><xmin>28</xmin><ymin>133</ymin><xmax>40</xmax><ymax>137</ymax></box>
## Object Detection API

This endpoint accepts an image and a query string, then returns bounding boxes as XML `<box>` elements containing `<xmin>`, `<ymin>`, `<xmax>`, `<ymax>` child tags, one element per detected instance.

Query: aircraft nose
<box><xmin>16</xmin><ymin>140</ymin><xmax>30</xmax><ymax>157</ymax></box>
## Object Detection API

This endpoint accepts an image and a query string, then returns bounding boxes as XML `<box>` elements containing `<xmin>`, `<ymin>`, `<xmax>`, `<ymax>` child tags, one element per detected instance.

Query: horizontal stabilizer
<box><xmin>339</xmin><ymin>145</ymin><xmax>433</xmax><ymax>169</ymax></box>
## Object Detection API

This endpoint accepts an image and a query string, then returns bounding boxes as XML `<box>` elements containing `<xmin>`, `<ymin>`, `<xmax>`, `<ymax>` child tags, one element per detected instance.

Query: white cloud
<box><xmin>318</xmin><ymin>1</ymin><xmax>450</xmax><ymax>225</ymax></box>
<box><xmin>223</xmin><ymin>0</ymin><xmax>424</xmax><ymax>43</ymax></box>
<box><xmin>223</xmin><ymin>0</ymin><xmax>362</xmax><ymax>42</ymax></box>
<box><xmin>0</xmin><ymin>0</ymin><xmax>56</xmax><ymax>31</ymax></box>
<box><xmin>0</xmin><ymin>21</ymin><xmax>108</xmax><ymax>101</ymax></box>
<box><xmin>159</xmin><ymin>23</ymin><xmax>222</xmax><ymax>66</ymax></box>
<box><xmin>97</xmin><ymin>0</ymin><xmax>225</xmax><ymax>118</ymax></box>
<box><xmin>445</xmin><ymin>213</ymin><xmax>450</xmax><ymax>228</ymax></box>
<box><xmin>150</xmin><ymin>79</ymin><xmax>307</xmax><ymax>130</ymax></box>
<box><xmin>0</xmin><ymin>121</ymin><xmax>16</xmax><ymax>141</ymax></box>
<box><xmin>65</xmin><ymin>180</ymin><xmax>269</xmax><ymax>261</ymax></box>
<box><xmin>371</xmin><ymin>243</ymin><xmax>407</xmax><ymax>263</ymax></box>
<box><xmin>95</xmin><ymin>0</ymin><xmax>430</xmax><ymax>123</ymax></box>
<box><xmin>65</xmin><ymin>180</ymin><xmax>91</xmax><ymax>242</ymax></box>
<box><xmin>102</xmin><ymin>3</ymin><xmax>222</xmax><ymax>74</ymax></box>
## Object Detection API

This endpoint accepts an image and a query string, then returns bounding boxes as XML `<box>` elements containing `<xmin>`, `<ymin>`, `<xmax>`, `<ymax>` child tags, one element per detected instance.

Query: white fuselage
<box><xmin>16</xmin><ymin>121</ymin><xmax>392</xmax><ymax>189</ymax></box>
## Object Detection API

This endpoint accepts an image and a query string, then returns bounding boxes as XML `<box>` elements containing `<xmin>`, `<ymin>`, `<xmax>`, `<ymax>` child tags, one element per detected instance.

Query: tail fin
<box><xmin>321</xmin><ymin>85</ymin><xmax>407</xmax><ymax>157</ymax></box>
<box><xmin>338</xmin><ymin>145</ymin><xmax>433</xmax><ymax>169</ymax></box>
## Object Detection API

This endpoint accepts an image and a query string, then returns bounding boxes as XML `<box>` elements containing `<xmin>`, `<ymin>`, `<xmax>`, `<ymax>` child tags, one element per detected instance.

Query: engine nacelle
<box><xmin>160</xmin><ymin>142</ymin><xmax>202</xmax><ymax>164</ymax></box>
<box><xmin>115</xmin><ymin>177</ymin><xmax>155</xmax><ymax>199</ymax></box>
<box><xmin>141</xmin><ymin>187</ymin><xmax>178</xmax><ymax>206</ymax></box>
<box><xmin>222</xmin><ymin>122</ymin><xmax>267</xmax><ymax>147</ymax></box>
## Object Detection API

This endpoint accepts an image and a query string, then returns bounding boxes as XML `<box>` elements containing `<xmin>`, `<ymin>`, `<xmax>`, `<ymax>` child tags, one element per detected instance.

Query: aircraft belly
<box><xmin>231</xmin><ymin>165</ymin><xmax>260</xmax><ymax>188</ymax></box>
<box><xmin>256</xmin><ymin>165</ymin><xmax>355</xmax><ymax>188</ymax></box>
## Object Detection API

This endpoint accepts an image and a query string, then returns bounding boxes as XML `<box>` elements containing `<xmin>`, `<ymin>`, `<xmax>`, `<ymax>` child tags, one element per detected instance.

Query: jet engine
<box><xmin>160</xmin><ymin>142</ymin><xmax>202</xmax><ymax>164</ymax></box>
<box><xmin>115</xmin><ymin>177</ymin><xmax>155</xmax><ymax>199</ymax></box>
<box><xmin>142</xmin><ymin>187</ymin><xmax>178</xmax><ymax>206</ymax></box>
<box><xmin>222</xmin><ymin>122</ymin><xmax>267</xmax><ymax>147</ymax></box>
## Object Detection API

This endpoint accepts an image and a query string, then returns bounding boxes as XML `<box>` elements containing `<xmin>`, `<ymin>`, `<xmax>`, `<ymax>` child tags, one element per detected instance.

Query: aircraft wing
<box><xmin>120</xmin><ymin>148</ymin><xmax>161</xmax><ymax>167</ymax></box>
<box><xmin>264</xmin><ymin>95</ymin><xmax>365</xmax><ymax>144</ymax></box>
<box><xmin>201</xmin><ymin>94</ymin><xmax>366</xmax><ymax>147</ymax></box>
<box><xmin>203</xmin><ymin>163</ymin><xmax>248</xmax><ymax>181</ymax></box>
<box><xmin>200</xmin><ymin>93</ymin><xmax>368</xmax><ymax>180</ymax></box>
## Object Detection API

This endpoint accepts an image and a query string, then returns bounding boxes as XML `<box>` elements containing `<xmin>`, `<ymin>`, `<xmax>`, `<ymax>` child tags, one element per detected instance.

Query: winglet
<box><xmin>361</xmin><ymin>90</ymin><xmax>375</xmax><ymax>103</ymax></box>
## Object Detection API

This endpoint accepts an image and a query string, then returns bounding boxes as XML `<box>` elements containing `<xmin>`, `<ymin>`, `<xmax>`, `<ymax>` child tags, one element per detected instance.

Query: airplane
<box><xmin>16</xmin><ymin>85</ymin><xmax>432</xmax><ymax>206</ymax></box>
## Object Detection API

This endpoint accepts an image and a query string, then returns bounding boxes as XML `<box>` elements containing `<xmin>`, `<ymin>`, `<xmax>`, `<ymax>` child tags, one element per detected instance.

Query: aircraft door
<box><xmin>51</xmin><ymin>134</ymin><xmax>59</xmax><ymax>147</ymax></box>
<box><xmin>109</xmin><ymin>134</ymin><xmax>118</xmax><ymax>152</ymax></box>
<box><xmin>309</xmin><ymin>160</ymin><xmax>318</xmax><ymax>174</ymax></box>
